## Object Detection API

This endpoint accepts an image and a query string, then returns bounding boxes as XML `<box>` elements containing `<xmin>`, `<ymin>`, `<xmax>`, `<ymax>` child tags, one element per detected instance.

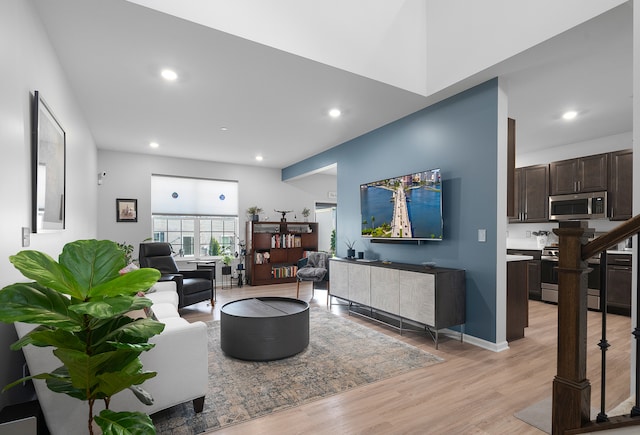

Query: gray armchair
<box><xmin>296</xmin><ymin>251</ymin><xmax>330</xmax><ymax>303</ymax></box>
<box><xmin>139</xmin><ymin>242</ymin><xmax>215</xmax><ymax>308</ymax></box>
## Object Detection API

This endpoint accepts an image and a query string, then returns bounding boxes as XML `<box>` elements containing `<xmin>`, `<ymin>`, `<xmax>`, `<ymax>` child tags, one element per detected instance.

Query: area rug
<box><xmin>152</xmin><ymin>307</ymin><xmax>444</xmax><ymax>433</ymax></box>
<box><xmin>514</xmin><ymin>397</ymin><xmax>598</xmax><ymax>434</ymax></box>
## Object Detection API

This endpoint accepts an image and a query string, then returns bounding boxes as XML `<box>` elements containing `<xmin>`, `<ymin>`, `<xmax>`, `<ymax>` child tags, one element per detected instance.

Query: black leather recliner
<box><xmin>139</xmin><ymin>242</ymin><xmax>215</xmax><ymax>308</ymax></box>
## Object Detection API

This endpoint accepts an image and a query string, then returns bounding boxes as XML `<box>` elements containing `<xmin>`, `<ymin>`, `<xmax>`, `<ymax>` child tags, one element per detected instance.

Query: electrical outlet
<box><xmin>526</xmin><ymin>231</ymin><xmax>531</xmax><ymax>238</ymax></box>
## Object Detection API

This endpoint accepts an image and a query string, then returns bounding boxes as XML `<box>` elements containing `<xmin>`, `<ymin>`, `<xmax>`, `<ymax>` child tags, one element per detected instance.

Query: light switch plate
<box><xmin>478</xmin><ymin>229</ymin><xmax>486</xmax><ymax>242</ymax></box>
<box><xmin>22</xmin><ymin>227</ymin><xmax>30</xmax><ymax>247</ymax></box>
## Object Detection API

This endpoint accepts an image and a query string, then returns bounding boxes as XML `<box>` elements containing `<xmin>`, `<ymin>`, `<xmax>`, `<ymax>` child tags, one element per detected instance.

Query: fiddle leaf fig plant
<box><xmin>0</xmin><ymin>239</ymin><xmax>163</xmax><ymax>435</ymax></box>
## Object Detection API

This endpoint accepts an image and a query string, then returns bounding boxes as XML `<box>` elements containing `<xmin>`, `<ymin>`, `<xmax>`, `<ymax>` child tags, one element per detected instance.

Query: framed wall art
<box><xmin>32</xmin><ymin>90</ymin><xmax>66</xmax><ymax>232</ymax></box>
<box><xmin>116</xmin><ymin>198</ymin><xmax>138</xmax><ymax>222</ymax></box>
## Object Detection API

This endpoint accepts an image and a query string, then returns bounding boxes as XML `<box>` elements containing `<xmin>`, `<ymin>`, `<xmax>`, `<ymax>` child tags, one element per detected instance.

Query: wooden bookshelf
<box><xmin>246</xmin><ymin>221</ymin><xmax>318</xmax><ymax>286</ymax></box>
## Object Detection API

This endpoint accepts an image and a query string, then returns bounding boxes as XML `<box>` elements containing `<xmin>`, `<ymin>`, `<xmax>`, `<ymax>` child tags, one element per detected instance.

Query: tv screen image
<box><xmin>360</xmin><ymin>169</ymin><xmax>442</xmax><ymax>240</ymax></box>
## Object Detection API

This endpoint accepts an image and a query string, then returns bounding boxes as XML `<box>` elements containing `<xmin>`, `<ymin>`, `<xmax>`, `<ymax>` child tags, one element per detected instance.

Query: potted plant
<box><xmin>116</xmin><ymin>241</ymin><xmax>134</xmax><ymax>265</ymax></box>
<box><xmin>222</xmin><ymin>254</ymin><xmax>233</xmax><ymax>275</ymax></box>
<box><xmin>345</xmin><ymin>238</ymin><xmax>358</xmax><ymax>259</ymax></box>
<box><xmin>0</xmin><ymin>239</ymin><xmax>163</xmax><ymax>435</ymax></box>
<box><xmin>246</xmin><ymin>206</ymin><xmax>263</xmax><ymax>222</ymax></box>
<box><xmin>330</xmin><ymin>229</ymin><xmax>336</xmax><ymax>257</ymax></box>
<box><xmin>301</xmin><ymin>207</ymin><xmax>311</xmax><ymax>222</ymax></box>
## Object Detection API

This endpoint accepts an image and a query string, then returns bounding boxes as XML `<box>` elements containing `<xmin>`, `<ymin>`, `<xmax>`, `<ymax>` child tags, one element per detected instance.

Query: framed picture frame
<box><xmin>116</xmin><ymin>198</ymin><xmax>138</xmax><ymax>222</ymax></box>
<box><xmin>32</xmin><ymin>90</ymin><xmax>66</xmax><ymax>232</ymax></box>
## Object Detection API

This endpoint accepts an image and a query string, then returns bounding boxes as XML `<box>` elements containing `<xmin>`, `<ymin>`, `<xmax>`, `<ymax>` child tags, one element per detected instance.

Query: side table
<box><xmin>220</xmin><ymin>297</ymin><xmax>309</xmax><ymax>361</ymax></box>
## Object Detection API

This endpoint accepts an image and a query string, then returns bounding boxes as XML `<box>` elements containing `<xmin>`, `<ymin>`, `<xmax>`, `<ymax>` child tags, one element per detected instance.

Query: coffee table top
<box><xmin>221</xmin><ymin>297</ymin><xmax>308</xmax><ymax>318</ymax></box>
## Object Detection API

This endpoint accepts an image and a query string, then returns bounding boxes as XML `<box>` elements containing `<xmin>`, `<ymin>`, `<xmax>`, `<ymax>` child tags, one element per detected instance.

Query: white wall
<box><xmin>516</xmin><ymin>131</ymin><xmax>632</xmax><ymax>168</ymax></box>
<box><xmin>425</xmin><ymin>0</ymin><xmax>627</xmax><ymax>96</ymax></box>
<box><xmin>97</xmin><ymin>150</ymin><xmax>333</xmax><ymax>259</ymax></box>
<box><xmin>0</xmin><ymin>0</ymin><xmax>98</xmax><ymax>409</ymax></box>
<box><xmin>127</xmin><ymin>0</ymin><xmax>429</xmax><ymax>96</ymax></box>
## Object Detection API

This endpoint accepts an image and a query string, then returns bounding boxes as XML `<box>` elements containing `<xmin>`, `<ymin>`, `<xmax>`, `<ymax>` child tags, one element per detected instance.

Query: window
<box><xmin>152</xmin><ymin>215</ymin><xmax>238</xmax><ymax>258</ymax></box>
<box><xmin>151</xmin><ymin>175</ymin><xmax>239</xmax><ymax>258</ymax></box>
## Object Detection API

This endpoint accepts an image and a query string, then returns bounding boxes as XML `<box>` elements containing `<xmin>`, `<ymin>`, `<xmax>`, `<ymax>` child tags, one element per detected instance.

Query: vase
<box><xmin>347</xmin><ymin>249</ymin><xmax>356</xmax><ymax>259</ymax></box>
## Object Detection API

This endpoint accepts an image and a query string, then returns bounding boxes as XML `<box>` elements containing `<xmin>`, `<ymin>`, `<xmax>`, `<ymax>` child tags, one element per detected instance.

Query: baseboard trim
<box><xmin>462</xmin><ymin>333</ymin><xmax>510</xmax><ymax>352</ymax></box>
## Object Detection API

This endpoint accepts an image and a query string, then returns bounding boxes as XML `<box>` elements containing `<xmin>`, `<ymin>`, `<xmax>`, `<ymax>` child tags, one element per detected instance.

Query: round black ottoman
<box><xmin>220</xmin><ymin>297</ymin><xmax>309</xmax><ymax>361</ymax></box>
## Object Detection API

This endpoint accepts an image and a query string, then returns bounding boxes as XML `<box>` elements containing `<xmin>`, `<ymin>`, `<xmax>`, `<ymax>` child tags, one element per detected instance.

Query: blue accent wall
<box><xmin>283</xmin><ymin>79</ymin><xmax>499</xmax><ymax>343</ymax></box>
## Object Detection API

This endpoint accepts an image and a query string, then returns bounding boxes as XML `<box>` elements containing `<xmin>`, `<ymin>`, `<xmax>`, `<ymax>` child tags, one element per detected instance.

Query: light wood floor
<box><xmin>180</xmin><ymin>282</ymin><xmax>633</xmax><ymax>434</ymax></box>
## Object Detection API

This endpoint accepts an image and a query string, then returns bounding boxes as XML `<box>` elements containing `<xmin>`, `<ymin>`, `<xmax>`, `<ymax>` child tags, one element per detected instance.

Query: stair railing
<box><xmin>552</xmin><ymin>215</ymin><xmax>640</xmax><ymax>434</ymax></box>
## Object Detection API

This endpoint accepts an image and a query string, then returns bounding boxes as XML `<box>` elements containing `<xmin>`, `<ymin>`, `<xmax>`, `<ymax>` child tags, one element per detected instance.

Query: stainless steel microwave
<box><xmin>548</xmin><ymin>191</ymin><xmax>607</xmax><ymax>220</ymax></box>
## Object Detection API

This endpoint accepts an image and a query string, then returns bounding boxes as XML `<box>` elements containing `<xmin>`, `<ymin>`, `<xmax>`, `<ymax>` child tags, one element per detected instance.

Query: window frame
<box><xmin>151</xmin><ymin>214</ymin><xmax>238</xmax><ymax>259</ymax></box>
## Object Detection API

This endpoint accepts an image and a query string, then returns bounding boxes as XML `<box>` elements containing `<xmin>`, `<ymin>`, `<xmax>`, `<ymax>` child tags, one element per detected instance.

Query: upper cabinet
<box><xmin>609</xmin><ymin>149</ymin><xmax>633</xmax><ymax>221</ymax></box>
<box><xmin>510</xmin><ymin>164</ymin><xmax>549</xmax><ymax>223</ymax></box>
<box><xmin>510</xmin><ymin>150</ymin><xmax>632</xmax><ymax>224</ymax></box>
<box><xmin>549</xmin><ymin>153</ymin><xmax>608</xmax><ymax>195</ymax></box>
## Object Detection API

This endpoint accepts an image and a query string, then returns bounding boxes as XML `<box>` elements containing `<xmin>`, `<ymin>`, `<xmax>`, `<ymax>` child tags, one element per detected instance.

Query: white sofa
<box><xmin>14</xmin><ymin>281</ymin><xmax>209</xmax><ymax>435</ymax></box>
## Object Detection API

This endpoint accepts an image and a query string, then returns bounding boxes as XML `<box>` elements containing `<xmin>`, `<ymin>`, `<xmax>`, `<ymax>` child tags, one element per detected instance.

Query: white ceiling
<box><xmin>32</xmin><ymin>0</ymin><xmax>632</xmax><ymax>171</ymax></box>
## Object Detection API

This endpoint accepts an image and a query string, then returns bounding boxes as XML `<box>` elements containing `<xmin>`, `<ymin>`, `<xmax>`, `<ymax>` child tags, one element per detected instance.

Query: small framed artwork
<box><xmin>116</xmin><ymin>198</ymin><xmax>138</xmax><ymax>222</ymax></box>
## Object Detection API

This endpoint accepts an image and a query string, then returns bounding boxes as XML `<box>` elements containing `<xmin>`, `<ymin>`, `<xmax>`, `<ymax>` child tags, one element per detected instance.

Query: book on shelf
<box><xmin>269</xmin><ymin>233</ymin><xmax>302</xmax><ymax>248</ymax></box>
<box><xmin>271</xmin><ymin>265</ymin><xmax>298</xmax><ymax>279</ymax></box>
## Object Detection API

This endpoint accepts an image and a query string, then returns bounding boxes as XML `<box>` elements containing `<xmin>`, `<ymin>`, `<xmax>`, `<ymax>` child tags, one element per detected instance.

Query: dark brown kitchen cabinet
<box><xmin>507</xmin><ymin>260</ymin><xmax>529</xmax><ymax>341</ymax></box>
<box><xmin>507</xmin><ymin>249</ymin><xmax>542</xmax><ymax>301</ymax></box>
<box><xmin>527</xmin><ymin>260</ymin><xmax>542</xmax><ymax>301</ymax></box>
<box><xmin>606</xmin><ymin>253</ymin><xmax>632</xmax><ymax>316</ymax></box>
<box><xmin>549</xmin><ymin>153</ymin><xmax>608</xmax><ymax>195</ymax></box>
<box><xmin>510</xmin><ymin>165</ymin><xmax>549</xmax><ymax>223</ymax></box>
<box><xmin>608</xmin><ymin>149</ymin><xmax>633</xmax><ymax>221</ymax></box>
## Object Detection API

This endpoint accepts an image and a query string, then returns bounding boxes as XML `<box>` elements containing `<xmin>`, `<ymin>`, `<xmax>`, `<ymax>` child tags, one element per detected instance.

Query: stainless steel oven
<box><xmin>540</xmin><ymin>246</ymin><xmax>601</xmax><ymax>310</ymax></box>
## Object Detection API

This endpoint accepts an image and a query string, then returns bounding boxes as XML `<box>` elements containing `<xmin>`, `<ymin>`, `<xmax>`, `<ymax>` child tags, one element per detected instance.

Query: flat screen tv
<box><xmin>360</xmin><ymin>168</ymin><xmax>442</xmax><ymax>241</ymax></box>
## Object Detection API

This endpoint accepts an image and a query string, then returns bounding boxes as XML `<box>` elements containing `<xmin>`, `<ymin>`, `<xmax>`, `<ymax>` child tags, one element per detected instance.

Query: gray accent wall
<box><xmin>283</xmin><ymin>80</ymin><xmax>500</xmax><ymax>343</ymax></box>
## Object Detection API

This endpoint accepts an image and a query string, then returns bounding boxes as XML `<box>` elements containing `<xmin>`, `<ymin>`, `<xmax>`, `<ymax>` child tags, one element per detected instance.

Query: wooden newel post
<box><xmin>552</xmin><ymin>221</ymin><xmax>594</xmax><ymax>434</ymax></box>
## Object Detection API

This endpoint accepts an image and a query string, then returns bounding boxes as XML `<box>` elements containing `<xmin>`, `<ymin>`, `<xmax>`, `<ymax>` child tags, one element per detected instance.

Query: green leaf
<box><xmin>90</xmin><ymin>318</ymin><xmax>163</xmax><ymax>352</ymax></box>
<box><xmin>96</xmin><ymin>365</ymin><xmax>157</xmax><ymax>398</ymax></box>
<box><xmin>14</xmin><ymin>326</ymin><xmax>84</xmax><ymax>352</ymax></box>
<box><xmin>128</xmin><ymin>385</ymin><xmax>154</xmax><ymax>406</ymax></box>
<box><xmin>53</xmin><ymin>348</ymin><xmax>112</xmax><ymax>391</ymax></box>
<box><xmin>45</xmin><ymin>366</ymin><xmax>88</xmax><ymax>400</ymax></box>
<box><xmin>108</xmin><ymin>341</ymin><xmax>155</xmax><ymax>352</ymax></box>
<box><xmin>110</xmin><ymin>318</ymin><xmax>165</xmax><ymax>341</ymax></box>
<box><xmin>59</xmin><ymin>240</ymin><xmax>125</xmax><ymax>291</ymax></box>
<box><xmin>2</xmin><ymin>370</ymin><xmax>67</xmax><ymax>393</ymax></box>
<box><xmin>70</xmin><ymin>295</ymin><xmax>142</xmax><ymax>319</ymax></box>
<box><xmin>0</xmin><ymin>283</ymin><xmax>82</xmax><ymax>330</ymax></box>
<box><xmin>8</xmin><ymin>250</ymin><xmax>83</xmax><ymax>299</ymax></box>
<box><xmin>52</xmin><ymin>348</ymin><xmax>142</xmax><ymax>392</ymax></box>
<box><xmin>94</xmin><ymin>410</ymin><xmax>156</xmax><ymax>435</ymax></box>
<box><xmin>89</xmin><ymin>268</ymin><xmax>161</xmax><ymax>299</ymax></box>
<box><xmin>2</xmin><ymin>366</ymin><xmax>88</xmax><ymax>401</ymax></box>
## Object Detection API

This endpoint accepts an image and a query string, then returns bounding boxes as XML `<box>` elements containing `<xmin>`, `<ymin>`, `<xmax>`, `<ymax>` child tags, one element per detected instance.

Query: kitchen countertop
<box><xmin>606</xmin><ymin>250</ymin><xmax>632</xmax><ymax>255</ymax></box>
<box><xmin>507</xmin><ymin>254</ymin><xmax>534</xmax><ymax>262</ymax></box>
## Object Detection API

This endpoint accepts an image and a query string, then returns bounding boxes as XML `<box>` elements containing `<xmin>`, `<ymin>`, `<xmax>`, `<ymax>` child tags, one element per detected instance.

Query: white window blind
<box><xmin>151</xmin><ymin>175</ymin><xmax>238</xmax><ymax>215</ymax></box>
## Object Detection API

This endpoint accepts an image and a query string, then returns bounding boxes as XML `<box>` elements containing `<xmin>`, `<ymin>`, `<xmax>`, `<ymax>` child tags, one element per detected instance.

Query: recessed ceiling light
<box><xmin>255</xmin><ymin>155</ymin><xmax>263</xmax><ymax>161</ymax></box>
<box><xmin>562</xmin><ymin>110</ymin><xmax>578</xmax><ymax>120</ymax></box>
<box><xmin>149</xmin><ymin>142</ymin><xmax>159</xmax><ymax>149</ymax></box>
<box><xmin>220</xmin><ymin>127</ymin><xmax>228</xmax><ymax>131</ymax></box>
<box><xmin>328</xmin><ymin>108</ymin><xmax>341</xmax><ymax>118</ymax></box>
<box><xmin>160</xmin><ymin>69</ymin><xmax>178</xmax><ymax>81</ymax></box>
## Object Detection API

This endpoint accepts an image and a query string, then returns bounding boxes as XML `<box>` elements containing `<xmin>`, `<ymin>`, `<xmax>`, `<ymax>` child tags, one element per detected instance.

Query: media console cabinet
<box><xmin>329</xmin><ymin>258</ymin><xmax>466</xmax><ymax>348</ymax></box>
